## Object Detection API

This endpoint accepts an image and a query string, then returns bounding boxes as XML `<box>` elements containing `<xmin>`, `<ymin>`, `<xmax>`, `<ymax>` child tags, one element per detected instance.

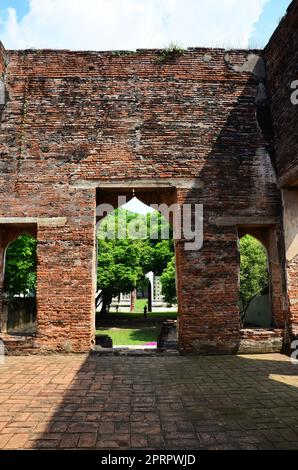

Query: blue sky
<box><xmin>249</xmin><ymin>0</ymin><xmax>292</xmax><ymax>46</ymax></box>
<box><xmin>0</xmin><ymin>0</ymin><xmax>293</xmax><ymax>50</ymax></box>
<box><xmin>0</xmin><ymin>0</ymin><xmax>29</xmax><ymax>22</ymax></box>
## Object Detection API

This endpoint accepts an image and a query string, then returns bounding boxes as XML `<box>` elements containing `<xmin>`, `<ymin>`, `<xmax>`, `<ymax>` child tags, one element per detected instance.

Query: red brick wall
<box><xmin>36</xmin><ymin>216</ymin><xmax>96</xmax><ymax>353</ymax></box>
<box><xmin>264</xmin><ymin>0</ymin><xmax>298</xmax><ymax>187</ymax></box>
<box><xmin>239</xmin><ymin>328</ymin><xmax>284</xmax><ymax>354</ymax></box>
<box><xmin>265</xmin><ymin>0</ymin><xmax>298</xmax><ymax>350</ymax></box>
<box><xmin>0</xmin><ymin>45</ymin><xmax>285</xmax><ymax>353</ymax></box>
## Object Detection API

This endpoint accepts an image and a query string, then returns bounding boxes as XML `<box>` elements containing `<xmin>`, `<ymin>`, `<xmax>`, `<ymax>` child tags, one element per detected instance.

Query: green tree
<box><xmin>146</xmin><ymin>211</ymin><xmax>173</xmax><ymax>247</ymax></box>
<box><xmin>149</xmin><ymin>240</ymin><xmax>174</xmax><ymax>276</ymax></box>
<box><xmin>4</xmin><ymin>234</ymin><xmax>37</xmax><ymax>297</ymax></box>
<box><xmin>160</xmin><ymin>256</ymin><xmax>177</xmax><ymax>305</ymax></box>
<box><xmin>97</xmin><ymin>238</ymin><xmax>143</xmax><ymax>314</ymax></box>
<box><xmin>239</xmin><ymin>234</ymin><xmax>269</xmax><ymax>325</ymax></box>
<box><xmin>97</xmin><ymin>208</ymin><xmax>176</xmax><ymax>314</ymax></box>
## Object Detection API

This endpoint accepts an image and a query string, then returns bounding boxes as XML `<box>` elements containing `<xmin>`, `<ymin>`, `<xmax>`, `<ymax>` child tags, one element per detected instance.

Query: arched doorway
<box><xmin>239</xmin><ymin>233</ymin><xmax>271</xmax><ymax>328</ymax></box>
<box><xmin>238</xmin><ymin>225</ymin><xmax>286</xmax><ymax>330</ymax></box>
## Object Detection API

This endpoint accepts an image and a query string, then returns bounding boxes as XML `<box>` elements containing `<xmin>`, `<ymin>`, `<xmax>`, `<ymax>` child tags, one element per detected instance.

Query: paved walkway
<box><xmin>0</xmin><ymin>353</ymin><xmax>298</xmax><ymax>450</ymax></box>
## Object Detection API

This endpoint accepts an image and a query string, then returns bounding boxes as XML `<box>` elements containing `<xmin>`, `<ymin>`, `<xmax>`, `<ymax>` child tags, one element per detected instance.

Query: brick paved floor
<box><xmin>1</xmin><ymin>353</ymin><xmax>298</xmax><ymax>450</ymax></box>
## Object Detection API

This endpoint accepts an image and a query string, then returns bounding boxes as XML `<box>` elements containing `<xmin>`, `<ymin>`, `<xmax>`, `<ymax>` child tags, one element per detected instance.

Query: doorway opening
<box><xmin>2</xmin><ymin>233</ymin><xmax>37</xmax><ymax>335</ymax></box>
<box><xmin>238</xmin><ymin>233</ymin><xmax>271</xmax><ymax>328</ymax></box>
<box><xmin>95</xmin><ymin>188</ymin><xmax>178</xmax><ymax>350</ymax></box>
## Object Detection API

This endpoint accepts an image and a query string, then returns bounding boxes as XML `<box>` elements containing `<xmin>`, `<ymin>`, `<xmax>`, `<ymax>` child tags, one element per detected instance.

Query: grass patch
<box><xmin>96</xmin><ymin>327</ymin><xmax>159</xmax><ymax>345</ymax></box>
<box><xmin>156</xmin><ymin>42</ymin><xmax>185</xmax><ymax>63</ymax></box>
<box><xmin>96</xmin><ymin>311</ymin><xmax>177</xmax><ymax>345</ymax></box>
<box><xmin>134</xmin><ymin>298</ymin><xmax>148</xmax><ymax>312</ymax></box>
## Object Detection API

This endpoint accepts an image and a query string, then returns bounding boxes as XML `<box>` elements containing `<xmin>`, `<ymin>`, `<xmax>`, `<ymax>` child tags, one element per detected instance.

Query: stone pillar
<box><xmin>266</xmin><ymin>227</ymin><xmax>287</xmax><ymax>328</ymax></box>
<box><xmin>147</xmin><ymin>281</ymin><xmax>152</xmax><ymax>313</ymax></box>
<box><xmin>176</xmin><ymin>188</ymin><xmax>241</xmax><ymax>354</ymax></box>
<box><xmin>36</xmin><ymin>210</ymin><xmax>96</xmax><ymax>353</ymax></box>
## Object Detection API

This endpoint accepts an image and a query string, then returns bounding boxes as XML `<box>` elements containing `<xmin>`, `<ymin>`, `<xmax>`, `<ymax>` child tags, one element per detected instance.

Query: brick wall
<box><xmin>264</xmin><ymin>0</ymin><xmax>298</xmax><ymax>187</ymax></box>
<box><xmin>0</xmin><ymin>44</ymin><xmax>286</xmax><ymax>353</ymax></box>
<box><xmin>239</xmin><ymin>328</ymin><xmax>284</xmax><ymax>354</ymax></box>
<box><xmin>265</xmin><ymin>0</ymin><xmax>298</xmax><ymax>350</ymax></box>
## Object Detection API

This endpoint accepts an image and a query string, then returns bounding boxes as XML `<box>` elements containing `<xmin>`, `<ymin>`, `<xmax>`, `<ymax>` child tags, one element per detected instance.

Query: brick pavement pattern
<box><xmin>1</xmin><ymin>353</ymin><xmax>298</xmax><ymax>450</ymax></box>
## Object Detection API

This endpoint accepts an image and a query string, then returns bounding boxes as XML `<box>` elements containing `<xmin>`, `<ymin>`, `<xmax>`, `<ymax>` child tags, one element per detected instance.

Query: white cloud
<box><xmin>0</xmin><ymin>0</ymin><xmax>269</xmax><ymax>50</ymax></box>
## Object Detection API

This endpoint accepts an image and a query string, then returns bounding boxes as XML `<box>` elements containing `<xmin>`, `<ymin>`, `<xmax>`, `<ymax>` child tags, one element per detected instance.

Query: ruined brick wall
<box><xmin>264</xmin><ymin>0</ymin><xmax>298</xmax><ymax>187</ymax></box>
<box><xmin>0</xmin><ymin>45</ymin><xmax>285</xmax><ymax>353</ymax></box>
<box><xmin>264</xmin><ymin>0</ymin><xmax>298</xmax><ymax>348</ymax></box>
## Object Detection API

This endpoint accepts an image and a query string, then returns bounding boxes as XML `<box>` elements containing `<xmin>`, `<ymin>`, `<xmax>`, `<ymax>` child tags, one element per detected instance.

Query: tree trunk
<box><xmin>100</xmin><ymin>298</ymin><xmax>108</xmax><ymax>316</ymax></box>
<box><xmin>130</xmin><ymin>289</ymin><xmax>136</xmax><ymax>312</ymax></box>
<box><xmin>240</xmin><ymin>294</ymin><xmax>258</xmax><ymax>327</ymax></box>
<box><xmin>100</xmin><ymin>292</ymin><xmax>112</xmax><ymax>315</ymax></box>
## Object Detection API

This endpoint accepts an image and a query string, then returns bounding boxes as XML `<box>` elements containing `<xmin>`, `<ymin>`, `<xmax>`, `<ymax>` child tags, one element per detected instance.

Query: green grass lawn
<box><xmin>96</xmin><ymin>327</ymin><xmax>159</xmax><ymax>345</ymax></box>
<box><xmin>134</xmin><ymin>298</ymin><xmax>147</xmax><ymax>312</ymax></box>
<box><xmin>96</xmin><ymin>309</ymin><xmax>177</xmax><ymax>346</ymax></box>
